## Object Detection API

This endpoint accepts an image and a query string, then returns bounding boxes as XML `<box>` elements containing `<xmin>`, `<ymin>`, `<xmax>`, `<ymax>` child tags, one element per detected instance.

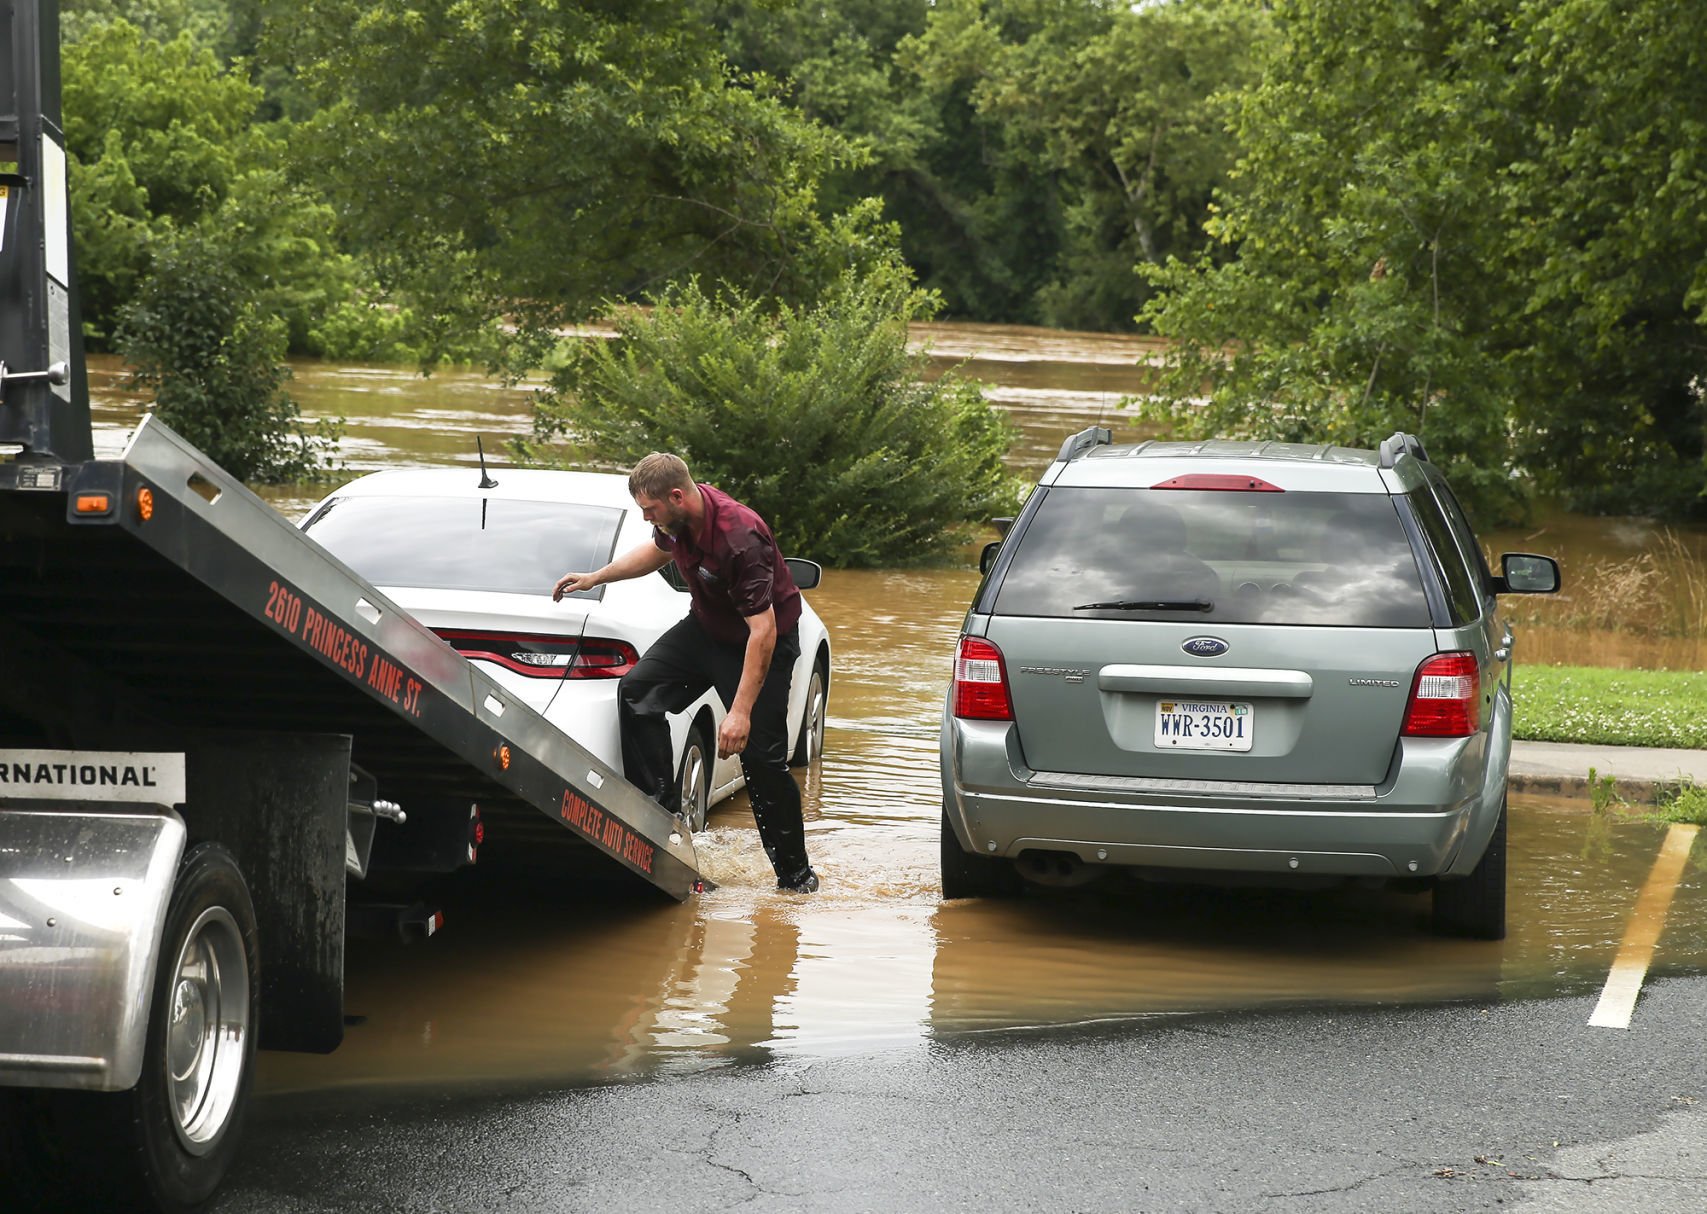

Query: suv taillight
<box><xmin>1401</xmin><ymin>652</ymin><xmax>1480</xmax><ymax>737</ymax></box>
<box><xmin>953</xmin><ymin>636</ymin><xmax>1014</xmax><ymax>721</ymax></box>
<box><xmin>432</xmin><ymin>630</ymin><xmax>640</xmax><ymax>679</ymax></box>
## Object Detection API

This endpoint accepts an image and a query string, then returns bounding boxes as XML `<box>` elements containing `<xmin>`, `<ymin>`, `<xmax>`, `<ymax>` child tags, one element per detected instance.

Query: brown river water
<box><xmin>83</xmin><ymin>324</ymin><xmax>1707</xmax><ymax>1096</ymax></box>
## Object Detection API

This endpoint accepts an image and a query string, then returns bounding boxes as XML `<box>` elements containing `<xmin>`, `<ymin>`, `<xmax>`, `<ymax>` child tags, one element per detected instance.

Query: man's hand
<box><xmin>717</xmin><ymin>707</ymin><xmax>752</xmax><ymax>759</ymax></box>
<box><xmin>552</xmin><ymin>571</ymin><xmax>599</xmax><ymax>601</ymax></box>
<box><xmin>556</xmin><ymin>542</ymin><xmax>673</xmax><ymax>601</ymax></box>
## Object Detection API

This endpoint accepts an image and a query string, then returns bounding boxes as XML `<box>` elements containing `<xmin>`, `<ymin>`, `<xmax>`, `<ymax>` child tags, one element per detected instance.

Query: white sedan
<box><xmin>299</xmin><ymin>467</ymin><xmax>831</xmax><ymax>829</ymax></box>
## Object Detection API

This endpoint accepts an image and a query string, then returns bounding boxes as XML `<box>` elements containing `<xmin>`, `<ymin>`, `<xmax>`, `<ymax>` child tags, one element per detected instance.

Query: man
<box><xmin>552</xmin><ymin>453</ymin><xmax>818</xmax><ymax>893</ymax></box>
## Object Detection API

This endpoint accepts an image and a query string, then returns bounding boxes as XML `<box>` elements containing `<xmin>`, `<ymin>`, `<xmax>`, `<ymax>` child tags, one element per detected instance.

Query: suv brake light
<box><xmin>1152</xmin><ymin>474</ymin><xmax>1283</xmax><ymax>492</ymax></box>
<box><xmin>1401</xmin><ymin>652</ymin><xmax>1480</xmax><ymax>737</ymax></box>
<box><xmin>432</xmin><ymin>630</ymin><xmax>640</xmax><ymax>679</ymax></box>
<box><xmin>953</xmin><ymin>636</ymin><xmax>1014</xmax><ymax>721</ymax></box>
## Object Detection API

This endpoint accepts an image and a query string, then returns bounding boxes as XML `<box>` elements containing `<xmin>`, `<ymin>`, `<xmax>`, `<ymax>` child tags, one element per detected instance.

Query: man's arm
<box><xmin>717</xmin><ymin>606</ymin><xmax>777</xmax><ymax>759</ymax></box>
<box><xmin>552</xmin><ymin>540</ymin><xmax>673</xmax><ymax>601</ymax></box>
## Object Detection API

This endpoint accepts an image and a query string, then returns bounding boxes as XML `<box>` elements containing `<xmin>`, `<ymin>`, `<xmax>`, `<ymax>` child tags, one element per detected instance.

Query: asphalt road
<box><xmin>213</xmin><ymin>975</ymin><xmax>1707</xmax><ymax>1214</ymax></box>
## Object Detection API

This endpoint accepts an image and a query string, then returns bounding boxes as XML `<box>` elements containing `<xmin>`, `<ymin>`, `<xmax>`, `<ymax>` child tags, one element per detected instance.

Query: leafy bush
<box><xmin>116</xmin><ymin>237</ymin><xmax>342</xmax><ymax>483</ymax></box>
<box><xmin>518</xmin><ymin>268</ymin><xmax>1022</xmax><ymax>567</ymax></box>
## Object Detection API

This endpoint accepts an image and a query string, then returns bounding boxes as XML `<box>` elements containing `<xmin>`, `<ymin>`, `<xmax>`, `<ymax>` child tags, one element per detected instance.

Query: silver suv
<box><xmin>939</xmin><ymin>428</ymin><xmax>1559</xmax><ymax>938</ymax></box>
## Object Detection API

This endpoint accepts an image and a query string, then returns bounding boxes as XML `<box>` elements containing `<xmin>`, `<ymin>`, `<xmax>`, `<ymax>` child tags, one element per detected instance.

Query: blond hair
<box><xmin>628</xmin><ymin>452</ymin><xmax>694</xmax><ymax>500</ymax></box>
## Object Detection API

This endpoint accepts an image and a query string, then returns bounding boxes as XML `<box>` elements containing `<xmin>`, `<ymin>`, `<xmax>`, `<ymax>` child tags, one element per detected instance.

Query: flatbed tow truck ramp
<box><xmin>0</xmin><ymin>415</ymin><xmax>703</xmax><ymax>902</ymax></box>
<box><xmin>1</xmin><ymin>3</ymin><xmax>700</xmax><ymax>1208</ymax></box>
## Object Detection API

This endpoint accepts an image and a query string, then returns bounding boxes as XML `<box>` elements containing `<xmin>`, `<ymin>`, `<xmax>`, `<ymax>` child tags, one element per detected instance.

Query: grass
<box><xmin>1511</xmin><ymin>664</ymin><xmax>1707</xmax><ymax>749</ymax></box>
<box><xmin>1652</xmin><ymin>782</ymin><xmax>1707</xmax><ymax>825</ymax></box>
<box><xmin>1585</xmin><ymin>768</ymin><xmax>1707</xmax><ymax>825</ymax></box>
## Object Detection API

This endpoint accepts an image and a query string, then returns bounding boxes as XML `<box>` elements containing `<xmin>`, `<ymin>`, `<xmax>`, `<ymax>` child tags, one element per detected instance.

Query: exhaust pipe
<box><xmin>1016</xmin><ymin>848</ymin><xmax>1100</xmax><ymax>889</ymax></box>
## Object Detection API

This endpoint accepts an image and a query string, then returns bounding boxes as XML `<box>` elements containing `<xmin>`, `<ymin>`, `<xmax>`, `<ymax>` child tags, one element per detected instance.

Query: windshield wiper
<box><xmin>1073</xmin><ymin>598</ymin><xmax>1214</xmax><ymax>612</ymax></box>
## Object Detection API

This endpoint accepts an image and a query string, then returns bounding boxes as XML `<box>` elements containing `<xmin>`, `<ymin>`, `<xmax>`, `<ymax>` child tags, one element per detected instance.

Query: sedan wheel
<box><xmin>677</xmin><ymin>726</ymin><xmax>712</xmax><ymax>833</ymax></box>
<box><xmin>789</xmin><ymin>665</ymin><xmax>827</xmax><ymax>767</ymax></box>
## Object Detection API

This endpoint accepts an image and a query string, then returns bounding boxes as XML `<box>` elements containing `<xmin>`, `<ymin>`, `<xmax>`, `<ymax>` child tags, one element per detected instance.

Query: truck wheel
<box><xmin>1432</xmin><ymin>798</ymin><xmax>1507</xmax><ymax>940</ymax></box>
<box><xmin>0</xmin><ymin>844</ymin><xmax>259</xmax><ymax>1213</ymax></box>
<box><xmin>940</xmin><ymin>806</ymin><xmax>1022</xmax><ymax>899</ymax></box>
<box><xmin>789</xmin><ymin>663</ymin><xmax>827</xmax><ymax>767</ymax></box>
<box><xmin>677</xmin><ymin>723</ymin><xmax>712</xmax><ymax>833</ymax></box>
<box><xmin>121</xmin><ymin>843</ymin><xmax>260</xmax><ymax>1210</ymax></box>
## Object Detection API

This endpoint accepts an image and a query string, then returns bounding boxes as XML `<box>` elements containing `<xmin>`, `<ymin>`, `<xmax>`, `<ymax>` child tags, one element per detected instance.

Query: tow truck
<box><xmin>0</xmin><ymin>4</ymin><xmax>703</xmax><ymax>1208</ymax></box>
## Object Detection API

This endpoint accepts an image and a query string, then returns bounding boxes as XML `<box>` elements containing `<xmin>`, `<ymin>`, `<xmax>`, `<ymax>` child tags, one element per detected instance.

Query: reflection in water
<box><xmin>258</xmin><ymin>794</ymin><xmax>1705</xmax><ymax>1099</ymax></box>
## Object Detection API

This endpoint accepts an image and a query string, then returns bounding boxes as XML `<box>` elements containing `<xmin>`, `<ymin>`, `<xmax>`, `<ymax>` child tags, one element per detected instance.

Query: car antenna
<box><xmin>476</xmin><ymin>436</ymin><xmax>499</xmax><ymax>489</ymax></box>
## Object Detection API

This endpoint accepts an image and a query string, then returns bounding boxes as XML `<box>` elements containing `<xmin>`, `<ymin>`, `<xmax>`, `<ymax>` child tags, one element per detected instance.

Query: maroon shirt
<box><xmin>654</xmin><ymin>483</ymin><xmax>802</xmax><ymax>646</ymax></box>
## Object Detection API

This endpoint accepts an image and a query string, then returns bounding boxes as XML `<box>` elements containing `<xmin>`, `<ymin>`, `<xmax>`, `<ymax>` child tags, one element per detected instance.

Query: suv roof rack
<box><xmin>1057</xmin><ymin>426</ymin><xmax>1113</xmax><ymax>463</ymax></box>
<box><xmin>1378</xmin><ymin>431</ymin><xmax>1430</xmax><ymax>469</ymax></box>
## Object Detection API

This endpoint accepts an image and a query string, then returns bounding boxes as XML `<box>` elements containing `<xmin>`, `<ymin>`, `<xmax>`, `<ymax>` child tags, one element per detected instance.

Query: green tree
<box><xmin>722</xmin><ymin>0</ymin><xmax>1260</xmax><ymax>331</ymax></box>
<box><xmin>1500</xmin><ymin>0</ymin><xmax>1707</xmax><ymax>516</ymax></box>
<box><xmin>273</xmin><ymin>0</ymin><xmax>897</xmax><ymax>369</ymax></box>
<box><xmin>62</xmin><ymin>20</ymin><xmax>263</xmax><ymax>342</ymax></box>
<box><xmin>932</xmin><ymin>0</ymin><xmax>1267</xmax><ymax>330</ymax></box>
<box><xmin>116</xmin><ymin>234</ymin><xmax>340</xmax><ymax>483</ymax></box>
<box><xmin>520</xmin><ymin>268</ymin><xmax>1022</xmax><ymax>567</ymax></box>
<box><xmin>1141</xmin><ymin>0</ymin><xmax>1707</xmax><ymax>521</ymax></box>
<box><xmin>60</xmin><ymin>0</ymin><xmax>229</xmax><ymax>46</ymax></box>
<box><xmin>61</xmin><ymin>18</ymin><xmax>383</xmax><ymax>354</ymax></box>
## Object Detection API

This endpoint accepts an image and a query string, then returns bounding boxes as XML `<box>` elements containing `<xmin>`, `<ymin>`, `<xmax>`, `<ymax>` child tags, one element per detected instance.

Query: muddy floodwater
<box><xmin>248</xmin><ymin>563</ymin><xmax>1707</xmax><ymax>1099</ymax></box>
<box><xmin>82</xmin><ymin>323</ymin><xmax>1707</xmax><ymax>1098</ymax></box>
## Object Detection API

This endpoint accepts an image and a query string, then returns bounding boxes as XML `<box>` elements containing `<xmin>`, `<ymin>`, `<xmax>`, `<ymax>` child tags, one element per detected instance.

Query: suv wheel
<box><xmin>1431</xmin><ymin>797</ymin><xmax>1507</xmax><ymax>939</ymax></box>
<box><xmin>940</xmin><ymin>806</ymin><xmax>1022</xmax><ymax>899</ymax></box>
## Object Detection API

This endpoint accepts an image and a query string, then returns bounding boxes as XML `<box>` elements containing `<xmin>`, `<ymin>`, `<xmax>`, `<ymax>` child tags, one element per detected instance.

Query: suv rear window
<box><xmin>302</xmin><ymin>496</ymin><xmax>623</xmax><ymax>596</ymax></box>
<box><xmin>992</xmin><ymin>487</ymin><xmax>1430</xmax><ymax>627</ymax></box>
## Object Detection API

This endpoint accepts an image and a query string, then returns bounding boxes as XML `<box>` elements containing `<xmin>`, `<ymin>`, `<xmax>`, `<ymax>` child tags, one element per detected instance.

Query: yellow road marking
<box><xmin>1589</xmin><ymin>823</ymin><xmax>1699</xmax><ymax>1029</ymax></box>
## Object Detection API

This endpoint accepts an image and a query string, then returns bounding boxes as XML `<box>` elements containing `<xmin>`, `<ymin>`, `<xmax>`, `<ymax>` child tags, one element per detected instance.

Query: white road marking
<box><xmin>1589</xmin><ymin>823</ymin><xmax>1700</xmax><ymax>1029</ymax></box>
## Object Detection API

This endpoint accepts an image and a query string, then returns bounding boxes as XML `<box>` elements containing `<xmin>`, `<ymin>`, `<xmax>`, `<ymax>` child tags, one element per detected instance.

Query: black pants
<box><xmin>618</xmin><ymin>615</ymin><xmax>810</xmax><ymax>882</ymax></box>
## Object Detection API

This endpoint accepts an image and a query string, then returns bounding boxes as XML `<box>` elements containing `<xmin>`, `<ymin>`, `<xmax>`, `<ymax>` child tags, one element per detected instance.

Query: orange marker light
<box><xmin>75</xmin><ymin>493</ymin><xmax>112</xmax><ymax>515</ymax></box>
<box><xmin>498</xmin><ymin>743</ymin><xmax>511</xmax><ymax>770</ymax></box>
<box><xmin>136</xmin><ymin>486</ymin><xmax>155</xmax><ymax>521</ymax></box>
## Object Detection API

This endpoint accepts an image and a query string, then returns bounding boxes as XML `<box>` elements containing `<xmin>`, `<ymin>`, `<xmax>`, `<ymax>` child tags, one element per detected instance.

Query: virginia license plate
<box><xmin>1155</xmin><ymin>700</ymin><xmax>1253</xmax><ymax>751</ymax></box>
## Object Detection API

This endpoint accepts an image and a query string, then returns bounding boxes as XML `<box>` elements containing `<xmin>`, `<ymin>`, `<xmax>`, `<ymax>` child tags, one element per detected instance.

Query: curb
<box><xmin>1507</xmin><ymin>773</ymin><xmax>1673</xmax><ymax>804</ymax></box>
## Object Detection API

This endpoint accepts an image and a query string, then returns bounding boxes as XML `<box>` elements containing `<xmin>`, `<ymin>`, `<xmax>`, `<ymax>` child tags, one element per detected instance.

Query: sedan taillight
<box><xmin>953</xmin><ymin>636</ymin><xmax>1014</xmax><ymax>721</ymax></box>
<box><xmin>432</xmin><ymin>630</ymin><xmax>640</xmax><ymax>679</ymax></box>
<box><xmin>1401</xmin><ymin>652</ymin><xmax>1480</xmax><ymax>737</ymax></box>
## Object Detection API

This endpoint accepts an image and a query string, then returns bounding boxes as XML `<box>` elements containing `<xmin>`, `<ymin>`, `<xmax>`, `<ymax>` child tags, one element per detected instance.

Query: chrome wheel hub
<box><xmin>166</xmin><ymin>906</ymin><xmax>250</xmax><ymax>1155</ymax></box>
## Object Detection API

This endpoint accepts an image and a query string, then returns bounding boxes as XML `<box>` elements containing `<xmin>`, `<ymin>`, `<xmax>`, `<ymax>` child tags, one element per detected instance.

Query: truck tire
<box><xmin>940</xmin><ymin>806</ymin><xmax>1022</xmax><ymax>899</ymax></box>
<box><xmin>0</xmin><ymin>843</ymin><xmax>259</xmax><ymax>1213</ymax></box>
<box><xmin>1432</xmin><ymin>798</ymin><xmax>1508</xmax><ymax>940</ymax></box>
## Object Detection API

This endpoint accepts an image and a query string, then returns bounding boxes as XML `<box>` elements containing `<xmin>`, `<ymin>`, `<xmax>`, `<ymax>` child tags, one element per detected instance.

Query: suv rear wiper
<box><xmin>1073</xmin><ymin>598</ymin><xmax>1213</xmax><ymax>612</ymax></box>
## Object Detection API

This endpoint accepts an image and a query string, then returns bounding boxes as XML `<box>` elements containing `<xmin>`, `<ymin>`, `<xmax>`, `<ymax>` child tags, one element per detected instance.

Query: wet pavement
<box><xmin>219</xmin><ymin>975</ymin><xmax>1707</xmax><ymax>1214</ymax></box>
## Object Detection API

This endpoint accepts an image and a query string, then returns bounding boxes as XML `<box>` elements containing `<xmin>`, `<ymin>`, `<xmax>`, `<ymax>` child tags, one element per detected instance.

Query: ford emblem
<box><xmin>1182</xmin><ymin>636</ymin><xmax>1229</xmax><ymax>658</ymax></box>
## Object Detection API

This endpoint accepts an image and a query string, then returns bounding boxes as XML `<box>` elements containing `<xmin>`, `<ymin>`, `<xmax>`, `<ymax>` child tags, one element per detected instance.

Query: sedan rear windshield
<box><xmin>992</xmin><ymin>487</ymin><xmax>1430</xmax><ymax>627</ymax></box>
<box><xmin>302</xmin><ymin>496</ymin><xmax>623</xmax><ymax>596</ymax></box>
